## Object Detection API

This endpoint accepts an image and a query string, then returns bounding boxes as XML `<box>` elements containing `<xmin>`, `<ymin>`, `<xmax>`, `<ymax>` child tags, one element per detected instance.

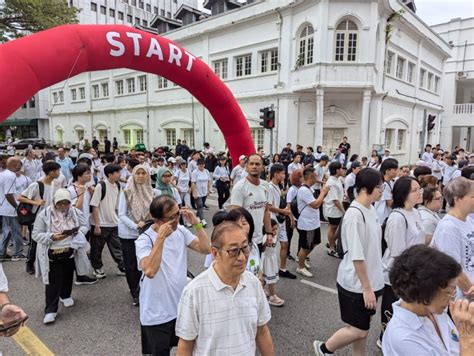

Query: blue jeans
<box><xmin>0</xmin><ymin>216</ymin><xmax>23</xmax><ymax>257</ymax></box>
<box><xmin>195</xmin><ymin>196</ymin><xmax>207</xmax><ymax>220</ymax></box>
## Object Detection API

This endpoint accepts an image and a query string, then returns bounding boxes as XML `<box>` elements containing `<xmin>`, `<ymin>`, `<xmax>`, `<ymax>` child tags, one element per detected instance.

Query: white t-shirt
<box><xmin>383</xmin><ymin>301</ymin><xmax>459</xmax><ymax>355</ymax></box>
<box><xmin>89</xmin><ymin>180</ymin><xmax>120</xmax><ymax>227</ymax></box>
<box><xmin>421</xmin><ymin>152</ymin><xmax>434</xmax><ymax>166</ymax></box>
<box><xmin>297</xmin><ymin>185</ymin><xmax>320</xmax><ymax>231</ymax></box>
<box><xmin>68</xmin><ymin>184</ymin><xmax>92</xmax><ymax>227</ymax></box>
<box><xmin>382</xmin><ymin>208</ymin><xmax>425</xmax><ymax>285</ymax></box>
<box><xmin>230</xmin><ymin>178</ymin><xmax>269</xmax><ymax>244</ymax></box>
<box><xmin>22</xmin><ymin>181</ymin><xmax>54</xmax><ymax>214</ymax></box>
<box><xmin>344</xmin><ymin>172</ymin><xmax>356</xmax><ymax>197</ymax></box>
<box><xmin>191</xmin><ymin>169</ymin><xmax>211</xmax><ymax>197</ymax></box>
<box><xmin>0</xmin><ymin>263</ymin><xmax>8</xmax><ymax>292</ymax></box>
<box><xmin>120</xmin><ymin>168</ymin><xmax>131</xmax><ymax>188</ymax></box>
<box><xmin>418</xmin><ymin>206</ymin><xmax>440</xmax><ymax>236</ymax></box>
<box><xmin>288</xmin><ymin>162</ymin><xmax>302</xmax><ymax>176</ymax></box>
<box><xmin>188</xmin><ymin>159</ymin><xmax>198</xmax><ymax>173</ymax></box>
<box><xmin>230</xmin><ymin>165</ymin><xmax>248</xmax><ymax>185</ymax></box>
<box><xmin>135</xmin><ymin>226</ymin><xmax>196</xmax><ymax>326</ymax></box>
<box><xmin>213</xmin><ymin>166</ymin><xmax>230</xmax><ymax>181</ymax></box>
<box><xmin>443</xmin><ymin>165</ymin><xmax>458</xmax><ymax>185</ymax></box>
<box><xmin>174</xmin><ymin>169</ymin><xmax>190</xmax><ymax>194</ymax></box>
<box><xmin>374</xmin><ymin>180</ymin><xmax>394</xmax><ymax>224</ymax></box>
<box><xmin>268</xmin><ymin>182</ymin><xmax>282</xmax><ymax>220</ymax></box>
<box><xmin>431</xmin><ymin>214</ymin><xmax>474</xmax><ymax>298</ymax></box>
<box><xmin>324</xmin><ymin>176</ymin><xmax>344</xmax><ymax>218</ymax></box>
<box><xmin>337</xmin><ymin>201</ymin><xmax>384</xmax><ymax>293</ymax></box>
<box><xmin>286</xmin><ymin>185</ymin><xmax>298</xmax><ymax>205</ymax></box>
<box><xmin>431</xmin><ymin>160</ymin><xmax>444</xmax><ymax>180</ymax></box>
<box><xmin>14</xmin><ymin>175</ymin><xmax>31</xmax><ymax>199</ymax></box>
<box><xmin>0</xmin><ymin>170</ymin><xmax>17</xmax><ymax>217</ymax></box>
<box><xmin>21</xmin><ymin>158</ymin><xmax>42</xmax><ymax>181</ymax></box>
<box><xmin>176</xmin><ymin>266</ymin><xmax>271</xmax><ymax>355</ymax></box>
<box><xmin>313</xmin><ymin>163</ymin><xmax>325</xmax><ymax>190</ymax></box>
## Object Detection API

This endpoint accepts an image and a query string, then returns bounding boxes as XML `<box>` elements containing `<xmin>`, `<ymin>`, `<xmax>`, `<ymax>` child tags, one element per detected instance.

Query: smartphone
<box><xmin>62</xmin><ymin>227</ymin><xmax>79</xmax><ymax>236</ymax></box>
<box><xmin>0</xmin><ymin>315</ymin><xmax>28</xmax><ymax>333</ymax></box>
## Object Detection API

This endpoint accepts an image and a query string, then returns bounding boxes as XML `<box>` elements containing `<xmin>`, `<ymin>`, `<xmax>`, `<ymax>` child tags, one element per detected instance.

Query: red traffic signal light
<box><xmin>427</xmin><ymin>114</ymin><xmax>436</xmax><ymax>131</ymax></box>
<box><xmin>259</xmin><ymin>107</ymin><xmax>275</xmax><ymax>129</ymax></box>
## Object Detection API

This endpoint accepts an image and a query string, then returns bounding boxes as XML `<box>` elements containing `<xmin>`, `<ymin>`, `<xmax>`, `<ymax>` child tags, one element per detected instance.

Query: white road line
<box><xmin>300</xmin><ymin>279</ymin><xmax>338</xmax><ymax>294</ymax></box>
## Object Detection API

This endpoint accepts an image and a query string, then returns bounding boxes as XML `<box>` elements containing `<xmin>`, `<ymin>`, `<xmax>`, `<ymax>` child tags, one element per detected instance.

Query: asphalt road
<box><xmin>1</xmin><ymin>194</ymin><xmax>384</xmax><ymax>356</ymax></box>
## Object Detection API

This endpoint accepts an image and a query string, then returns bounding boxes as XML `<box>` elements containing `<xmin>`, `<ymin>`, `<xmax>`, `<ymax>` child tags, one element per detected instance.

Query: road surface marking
<box><xmin>300</xmin><ymin>279</ymin><xmax>338</xmax><ymax>294</ymax></box>
<box><xmin>12</xmin><ymin>326</ymin><xmax>54</xmax><ymax>356</ymax></box>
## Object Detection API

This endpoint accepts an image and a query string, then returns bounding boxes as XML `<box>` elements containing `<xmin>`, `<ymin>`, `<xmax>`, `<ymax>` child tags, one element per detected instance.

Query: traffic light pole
<box><xmin>270</xmin><ymin>104</ymin><xmax>274</xmax><ymax>156</ymax></box>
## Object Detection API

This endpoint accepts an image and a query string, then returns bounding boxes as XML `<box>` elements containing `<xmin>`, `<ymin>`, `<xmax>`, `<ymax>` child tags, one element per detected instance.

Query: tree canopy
<box><xmin>0</xmin><ymin>0</ymin><xmax>78</xmax><ymax>42</ymax></box>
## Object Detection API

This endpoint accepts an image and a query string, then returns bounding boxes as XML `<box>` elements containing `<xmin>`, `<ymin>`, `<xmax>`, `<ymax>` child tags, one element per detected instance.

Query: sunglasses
<box><xmin>213</xmin><ymin>244</ymin><xmax>251</xmax><ymax>258</ymax></box>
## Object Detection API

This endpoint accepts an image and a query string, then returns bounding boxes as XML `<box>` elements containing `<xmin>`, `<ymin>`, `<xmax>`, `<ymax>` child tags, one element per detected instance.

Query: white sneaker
<box><xmin>93</xmin><ymin>268</ymin><xmax>106</xmax><ymax>279</ymax></box>
<box><xmin>43</xmin><ymin>313</ymin><xmax>57</xmax><ymax>324</ymax></box>
<box><xmin>304</xmin><ymin>260</ymin><xmax>312</xmax><ymax>269</ymax></box>
<box><xmin>202</xmin><ymin>219</ymin><xmax>208</xmax><ymax>228</ymax></box>
<box><xmin>313</xmin><ymin>340</ymin><xmax>328</xmax><ymax>355</ymax></box>
<box><xmin>376</xmin><ymin>338</ymin><xmax>382</xmax><ymax>349</ymax></box>
<box><xmin>296</xmin><ymin>267</ymin><xmax>313</xmax><ymax>278</ymax></box>
<box><xmin>60</xmin><ymin>297</ymin><xmax>74</xmax><ymax>307</ymax></box>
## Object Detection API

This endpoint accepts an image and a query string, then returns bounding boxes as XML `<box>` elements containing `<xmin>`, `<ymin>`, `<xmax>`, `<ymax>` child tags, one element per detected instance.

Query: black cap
<box><xmin>350</xmin><ymin>161</ymin><xmax>361</xmax><ymax>171</ymax></box>
<box><xmin>320</xmin><ymin>155</ymin><xmax>329</xmax><ymax>161</ymax></box>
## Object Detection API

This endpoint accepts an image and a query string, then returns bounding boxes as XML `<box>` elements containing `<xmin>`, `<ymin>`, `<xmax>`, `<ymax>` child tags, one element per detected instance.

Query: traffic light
<box><xmin>427</xmin><ymin>114</ymin><xmax>436</xmax><ymax>131</ymax></box>
<box><xmin>259</xmin><ymin>107</ymin><xmax>275</xmax><ymax>129</ymax></box>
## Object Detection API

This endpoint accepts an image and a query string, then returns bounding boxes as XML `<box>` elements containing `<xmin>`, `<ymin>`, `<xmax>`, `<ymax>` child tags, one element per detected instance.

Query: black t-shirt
<box><xmin>92</xmin><ymin>139</ymin><xmax>99</xmax><ymax>149</ymax></box>
<box><xmin>339</xmin><ymin>142</ymin><xmax>351</xmax><ymax>154</ymax></box>
<box><xmin>104</xmin><ymin>140</ymin><xmax>111</xmax><ymax>152</ymax></box>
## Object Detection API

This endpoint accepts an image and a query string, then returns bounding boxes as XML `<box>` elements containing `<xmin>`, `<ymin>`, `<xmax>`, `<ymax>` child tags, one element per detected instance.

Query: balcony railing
<box><xmin>453</xmin><ymin>103</ymin><xmax>474</xmax><ymax>115</ymax></box>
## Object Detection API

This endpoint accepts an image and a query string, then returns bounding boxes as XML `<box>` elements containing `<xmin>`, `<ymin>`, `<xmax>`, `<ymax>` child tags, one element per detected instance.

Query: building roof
<box><xmin>175</xmin><ymin>4</ymin><xmax>209</xmax><ymax>20</ymax></box>
<box><xmin>150</xmin><ymin>14</ymin><xmax>183</xmax><ymax>28</ymax></box>
<box><xmin>203</xmin><ymin>0</ymin><xmax>243</xmax><ymax>11</ymax></box>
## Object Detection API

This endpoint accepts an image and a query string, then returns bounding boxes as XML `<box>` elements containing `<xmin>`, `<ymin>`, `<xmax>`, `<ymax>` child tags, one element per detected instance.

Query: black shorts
<box><xmin>141</xmin><ymin>319</ymin><xmax>179</xmax><ymax>356</ymax></box>
<box><xmin>327</xmin><ymin>217</ymin><xmax>342</xmax><ymax>226</ymax></box>
<box><xmin>297</xmin><ymin>228</ymin><xmax>321</xmax><ymax>250</ymax></box>
<box><xmin>337</xmin><ymin>284</ymin><xmax>384</xmax><ymax>331</ymax></box>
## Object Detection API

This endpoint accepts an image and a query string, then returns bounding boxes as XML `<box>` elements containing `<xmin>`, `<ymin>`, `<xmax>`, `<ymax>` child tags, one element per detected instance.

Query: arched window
<box><xmin>298</xmin><ymin>25</ymin><xmax>314</xmax><ymax>66</ymax></box>
<box><xmin>335</xmin><ymin>20</ymin><xmax>358</xmax><ymax>62</ymax></box>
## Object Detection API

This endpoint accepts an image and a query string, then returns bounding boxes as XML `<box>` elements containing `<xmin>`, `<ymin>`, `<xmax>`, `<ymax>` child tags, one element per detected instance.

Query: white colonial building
<box><xmin>45</xmin><ymin>0</ymin><xmax>451</xmax><ymax>163</ymax></box>
<box><xmin>432</xmin><ymin>17</ymin><xmax>474</xmax><ymax>152</ymax></box>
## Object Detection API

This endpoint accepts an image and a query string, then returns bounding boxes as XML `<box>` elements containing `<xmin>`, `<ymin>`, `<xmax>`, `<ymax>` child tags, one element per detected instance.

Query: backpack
<box><xmin>381</xmin><ymin>209</ymin><xmax>408</xmax><ymax>255</ymax></box>
<box><xmin>17</xmin><ymin>181</ymin><xmax>44</xmax><ymax>226</ymax></box>
<box><xmin>99</xmin><ymin>180</ymin><xmax>121</xmax><ymax>201</ymax></box>
<box><xmin>335</xmin><ymin>205</ymin><xmax>365</xmax><ymax>259</ymax></box>
<box><xmin>291</xmin><ymin>185</ymin><xmax>311</xmax><ymax>219</ymax></box>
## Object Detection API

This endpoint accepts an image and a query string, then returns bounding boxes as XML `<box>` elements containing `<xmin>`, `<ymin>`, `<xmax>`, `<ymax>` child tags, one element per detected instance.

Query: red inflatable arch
<box><xmin>0</xmin><ymin>24</ymin><xmax>255</xmax><ymax>164</ymax></box>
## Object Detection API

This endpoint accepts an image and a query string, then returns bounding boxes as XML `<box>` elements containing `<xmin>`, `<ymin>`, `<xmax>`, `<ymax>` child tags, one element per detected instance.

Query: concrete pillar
<box><xmin>360</xmin><ymin>89</ymin><xmax>372</xmax><ymax>156</ymax></box>
<box><xmin>314</xmin><ymin>88</ymin><xmax>324</xmax><ymax>148</ymax></box>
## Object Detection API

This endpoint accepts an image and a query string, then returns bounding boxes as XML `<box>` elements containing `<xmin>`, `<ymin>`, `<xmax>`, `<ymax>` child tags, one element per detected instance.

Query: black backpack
<box><xmin>99</xmin><ymin>180</ymin><xmax>121</xmax><ymax>201</ymax></box>
<box><xmin>17</xmin><ymin>181</ymin><xmax>44</xmax><ymax>226</ymax></box>
<box><xmin>290</xmin><ymin>185</ymin><xmax>311</xmax><ymax>219</ymax></box>
<box><xmin>381</xmin><ymin>210</ymin><xmax>408</xmax><ymax>255</ymax></box>
<box><xmin>335</xmin><ymin>205</ymin><xmax>365</xmax><ymax>259</ymax></box>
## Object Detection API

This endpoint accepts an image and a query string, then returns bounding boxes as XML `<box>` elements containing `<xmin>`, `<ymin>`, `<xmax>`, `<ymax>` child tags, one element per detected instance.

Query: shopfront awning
<box><xmin>0</xmin><ymin>119</ymin><xmax>38</xmax><ymax>127</ymax></box>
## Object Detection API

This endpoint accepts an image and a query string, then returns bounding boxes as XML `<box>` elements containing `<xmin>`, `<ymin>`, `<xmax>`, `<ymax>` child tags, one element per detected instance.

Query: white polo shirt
<box><xmin>135</xmin><ymin>226</ymin><xmax>197</xmax><ymax>326</ymax></box>
<box><xmin>176</xmin><ymin>265</ymin><xmax>271</xmax><ymax>355</ymax></box>
<box><xmin>383</xmin><ymin>301</ymin><xmax>459</xmax><ymax>355</ymax></box>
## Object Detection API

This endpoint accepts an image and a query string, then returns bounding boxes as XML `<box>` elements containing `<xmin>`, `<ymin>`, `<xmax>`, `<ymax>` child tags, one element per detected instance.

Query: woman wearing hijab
<box><xmin>154</xmin><ymin>167</ymin><xmax>182</xmax><ymax>203</ymax></box>
<box><xmin>32</xmin><ymin>189</ymin><xmax>89</xmax><ymax>325</ymax></box>
<box><xmin>118</xmin><ymin>164</ymin><xmax>154</xmax><ymax>306</ymax></box>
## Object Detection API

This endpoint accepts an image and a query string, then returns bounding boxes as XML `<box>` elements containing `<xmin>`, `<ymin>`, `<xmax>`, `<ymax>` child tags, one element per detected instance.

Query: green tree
<box><xmin>0</xmin><ymin>0</ymin><xmax>78</xmax><ymax>42</ymax></box>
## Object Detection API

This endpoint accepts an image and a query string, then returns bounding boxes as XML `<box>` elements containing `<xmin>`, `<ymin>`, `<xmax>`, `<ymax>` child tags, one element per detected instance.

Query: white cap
<box><xmin>239</xmin><ymin>155</ymin><xmax>247</xmax><ymax>161</ymax></box>
<box><xmin>53</xmin><ymin>188</ymin><xmax>72</xmax><ymax>205</ymax></box>
<box><xmin>168</xmin><ymin>157</ymin><xmax>176</xmax><ymax>163</ymax></box>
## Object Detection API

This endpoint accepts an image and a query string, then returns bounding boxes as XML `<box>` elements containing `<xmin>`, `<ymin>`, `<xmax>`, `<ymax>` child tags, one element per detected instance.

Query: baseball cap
<box><xmin>168</xmin><ymin>157</ymin><xmax>176</xmax><ymax>163</ymax></box>
<box><xmin>78</xmin><ymin>152</ymin><xmax>93</xmax><ymax>160</ymax></box>
<box><xmin>53</xmin><ymin>188</ymin><xmax>72</xmax><ymax>205</ymax></box>
<box><xmin>350</xmin><ymin>161</ymin><xmax>361</xmax><ymax>170</ymax></box>
<box><xmin>239</xmin><ymin>155</ymin><xmax>247</xmax><ymax>161</ymax></box>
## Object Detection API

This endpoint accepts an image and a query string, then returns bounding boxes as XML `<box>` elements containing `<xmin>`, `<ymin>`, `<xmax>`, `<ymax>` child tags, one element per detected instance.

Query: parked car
<box><xmin>0</xmin><ymin>138</ymin><xmax>49</xmax><ymax>150</ymax></box>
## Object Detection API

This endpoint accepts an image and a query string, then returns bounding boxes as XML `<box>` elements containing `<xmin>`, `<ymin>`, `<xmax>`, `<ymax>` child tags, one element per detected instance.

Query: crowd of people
<box><xmin>0</xmin><ymin>136</ymin><xmax>473</xmax><ymax>355</ymax></box>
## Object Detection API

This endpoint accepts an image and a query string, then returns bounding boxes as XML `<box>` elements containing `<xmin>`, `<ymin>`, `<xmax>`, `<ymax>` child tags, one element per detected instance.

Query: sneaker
<box><xmin>295</xmin><ymin>256</ymin><xmax>300</xmax><ymax>262</ymax></box>
<box><xmin>268</xmin><ymin>295</ymin><xmax>285</xmax><ymax>307</ymax></box>
<box><xmin>376</xmin><ymin>338</ymin><xmax>382</xmax><ymax>349</ymax></box>
<box><xmin>279</xmin><ymin>269</ymin><xmax>297</xmax><ymax>279</ymax></box>
<box><xmin>325</xmin><ymin>242</ymin><xmax>330</xmax><ymax>249</ymax></box>
<box><xmin>22</xmin><ymin>237</ymin><xmax>30</xmax><ymax>246</ymax></box>
<box><xmin>93</xmin><ymin>268</ymin><xmax>106</xmax><ymax>279</ymax></box>
<box><xmin>327</xmin><ymin>249</ymin><xmax>339</xmax><ymax>258</ymax></box>
<box><xmin>296</xmin><ymin>267</ymin><xmax>313</xmax><ymax>278</ymax></box>
<box><xmin>75</xmin><ymin>275</ymin><xmax>98</xmax><ymax>285</ymax></box>
<box><xmin>117</xmin><ymin>268</ymin><xmax>126</xmax><ymax>276</ymax></box>
<box><xmin>313</xmin><ymin>340</ymin><xmax>329</xmax><ymax>356</ymax></box>
<box><xmin>132</xmin><ymin>297</ymin><xmax>140</xmax><ymax>307</ymax></box>
<box><xmin>43</xmin><ymin>313</ymin><xmax>57</xmax><ymax>324</ymax></box>
<box><xmin>11</xmin><ymin>254</ymin><xmax>27</xmax><ymax>261</ymax></box>
<box><xmin>201</xmin><ymin>219</ymin><xmax>208</xmax><ymax>228</ymax></box>
<box><xmin>26</xmin><ymin>264</ymin><xmax>35</xmax><ymax>275</ymax></box>
<box><xmin>203</xmin><ymin>205</ymin><xmax>210</xmax><ymax>210</ymax></box>
<box><xmin>60</xmin><ymin>297</ymin><xmax>74</xmax><ymax>307</ymax></box>
<box><xmin>304</xmin><ymin>260</ymin><xmax>312</xmax><ymax>269</ymax></box>
<box><xmin>0</xmin><ymin>254</ymin><xmax>12</xmax><ymax>262</ymax></box>
<box><xmin>288</xmin><ymin>254</ymin><xmax>296</xmax><ymax>262</ymax></box>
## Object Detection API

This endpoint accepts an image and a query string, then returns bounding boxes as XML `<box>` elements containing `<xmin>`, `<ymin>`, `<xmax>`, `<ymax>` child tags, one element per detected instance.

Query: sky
<box><xmin>404</xmin><ymin>0</ymin><xmax>473</xmax><ymax>25</ymax></box>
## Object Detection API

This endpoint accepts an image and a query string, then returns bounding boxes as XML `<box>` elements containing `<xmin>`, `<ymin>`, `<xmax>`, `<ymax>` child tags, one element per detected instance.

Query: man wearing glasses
<box><xmin>176</xmin><ymin>221</ymin><xmax>274</xmax><ymax>355</ymax></box>
<box><xmin>135</xmin><ymin>195</ymin><xmax>210</xmax><ymax>356</ymax></box>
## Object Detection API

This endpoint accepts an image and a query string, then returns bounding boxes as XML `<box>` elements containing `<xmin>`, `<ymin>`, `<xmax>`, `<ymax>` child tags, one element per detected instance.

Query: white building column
<box><xmin>314</xmin><ymin>88</ymin><xmax>324</xmax><ymax>148</ymax></box>
<box><xmin>360</xmin><ymin>89</ymin><xmax>371</xmax><ymax>156</ymax></box>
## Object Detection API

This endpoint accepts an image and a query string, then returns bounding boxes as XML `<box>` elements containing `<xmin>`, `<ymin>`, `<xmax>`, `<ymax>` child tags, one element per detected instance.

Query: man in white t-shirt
<box><xmin>230</xmin><ymin>154</ymin><xmax>273</xmax><ymax>251</ymax></box>
<box><xmin>287</xmin><ymin>154</ymin><xmax>303</xmax><ymax>177</ymax></box>
<box><xmin>136</xmin><ymin>195</ymin><xmax>210</xmax><ymax>356</ymax></box>
<box><xmin>89</xmin><ymin>164</ymin><xmax>124</xmax><ymax>279</ymax></box>
<box><xmin>267</xmin><ymin>163</ymin><xmax>295</xmax><ymax>279</ymax></box>
<box><xmin>0</xmin><ymin>158</ymin><xmax>24</xmax><ymax>261</ymax></box>
<box><xmin>21</xmin><ymin>148</ymin><xmax>42</xmax><ymax>182</ymax></box>
<box><xmin>295</xmin><ymin>167</ymin><xmax>330</xmax><ymax>277</ymax></box>
<box><xmin>421</xmin><ymin>144</ymin><xmax>434</xmax><ymax>167</ymax></box>
<box><xmin>324</xmin><ymin>162</ymin><xmax>345</xmax><ymax>257</ymax></box>
<box><xmin>176</xmin><ymin>221</ymin><xmax>273</xmax><ymax>355</ymax></box>
<box><xmin>230</xmin><ymin>155</ymin><xmax>248</xmax><ymax>186</ymax></box>
<box><xmin>374</xmin><ymin>158</ymin><xmax>399</xmax><ymax>224</ymax></box>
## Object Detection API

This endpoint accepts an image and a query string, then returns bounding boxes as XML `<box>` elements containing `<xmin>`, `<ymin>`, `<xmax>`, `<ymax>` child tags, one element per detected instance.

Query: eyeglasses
<box><xmin>444</xmin><ymin>288</ymin><xmax>457</xmax><ymax>302</ymax></box>
<box><xmin>161</xmin><ymin>212</ymin><xmax>180</xmax><ymax>221</ymax></box>
<box><xmin>213</xmin><ymin>244</ymin><xmax>251</xmax><ymax>258</ymax></box>
<box><xmin>162</xmin><ymin>174</ymin><xmax>172</xmax><ymax>178</ymax></box>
